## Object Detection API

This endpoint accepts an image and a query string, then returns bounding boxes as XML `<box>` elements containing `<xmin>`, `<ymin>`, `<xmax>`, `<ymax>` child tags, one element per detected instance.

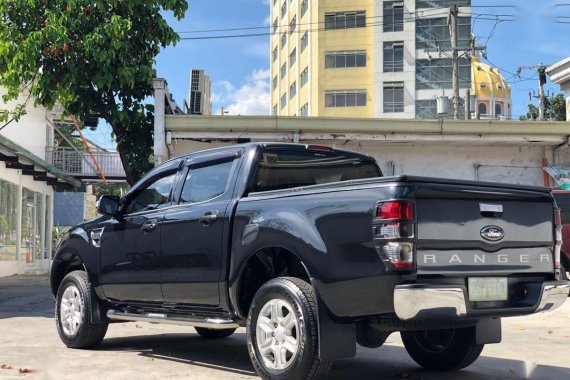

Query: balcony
<box><xmin>46</xmin><ymin>147</ymin><xmax>126</xmax><ymax>181</ymax></box>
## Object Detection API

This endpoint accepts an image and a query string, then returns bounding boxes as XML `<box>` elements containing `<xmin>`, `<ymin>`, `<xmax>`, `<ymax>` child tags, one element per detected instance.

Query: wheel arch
<box><xmin>233</xmin><ymin>245</ymin><xmax>312</xmax><ymax>319</ymax></box>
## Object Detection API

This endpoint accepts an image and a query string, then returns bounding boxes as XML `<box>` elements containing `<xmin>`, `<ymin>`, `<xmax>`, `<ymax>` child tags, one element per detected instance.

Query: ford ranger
<box><xmin>51</xmin><ymin>143</ymin><xmax>569</xmax><ymax>380</ymax></box>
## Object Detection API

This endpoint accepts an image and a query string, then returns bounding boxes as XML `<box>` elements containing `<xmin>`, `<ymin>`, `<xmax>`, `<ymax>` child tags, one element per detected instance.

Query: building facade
<box><xmin>188</xmin><ymin>69</ymin><xmax>213</xmax><ymax>115</ymax></box>
<box><xmin>471</xmin><ymin>56</ymin><xmax>512</xmax><ymax>119</ymax></box>
<box><xmin>270</xmin><ymin>0</ymin><xmax>509</xmax><ymax>119</ymax></box>
<box><xmin>0</xmin><ymin>89</ymin><xmax>79</xmax><ymax>277</ymax></box>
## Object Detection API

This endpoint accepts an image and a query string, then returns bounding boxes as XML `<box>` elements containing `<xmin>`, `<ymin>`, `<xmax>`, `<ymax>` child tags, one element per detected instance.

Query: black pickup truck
<box><xmin>51</xmin><ymin>143</ymin><xmax>569</xmax><ymax>380</ymax></box>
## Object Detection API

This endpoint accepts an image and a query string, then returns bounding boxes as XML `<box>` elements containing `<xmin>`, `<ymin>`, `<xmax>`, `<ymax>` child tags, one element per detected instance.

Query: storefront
<box><xmin>0</xmin><ymin>134</ymin><xmax>79</xmax><ymax>277</ymax></box>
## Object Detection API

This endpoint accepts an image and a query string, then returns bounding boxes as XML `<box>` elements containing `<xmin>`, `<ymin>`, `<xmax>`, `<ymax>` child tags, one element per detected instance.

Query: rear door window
<box><xmin>179</xmin><ymin>160</ymin><xmax>236</xmax><ymax>204</ymax></box>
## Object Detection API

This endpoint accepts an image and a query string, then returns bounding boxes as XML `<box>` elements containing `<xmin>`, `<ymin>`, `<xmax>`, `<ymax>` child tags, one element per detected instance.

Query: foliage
<box><xmin>520</xmin><ymin>94</ymin><xmax>567</xmax><ymax>121</ymax></box>
<box><xmin>0</xmin><ymin>0</ymin><xmax>188</xmax><ymax>184</ymax></box>
<box><xmin>91</xmin><ymin>182</ymin><xmax>130</xmax><ymax>198</ymax></box>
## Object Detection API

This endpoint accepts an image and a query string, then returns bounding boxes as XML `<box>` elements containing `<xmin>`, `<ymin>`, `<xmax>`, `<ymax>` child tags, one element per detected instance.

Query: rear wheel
<box><xmin>55</xmin><ymin>271</ymin><xmax>108</xmax><ymax>349</ymax></box>
<box><xmin>195</xmin><ymin>327</ymin><xmax>236</xmax><ymax>339</ymax></box>
<box><xmin>247</xmin><ymin>277</ymin><xmax>332</xmax><ymax>380</ymax></box>
<box><xmin>401</xmin><ymin>327</ymin><xmax>483</xmax><ymax>371</ymax></box>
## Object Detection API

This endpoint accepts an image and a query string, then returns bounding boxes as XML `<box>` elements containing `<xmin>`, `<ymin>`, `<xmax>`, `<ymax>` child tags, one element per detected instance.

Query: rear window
<box><xmin>251</xmin><ymin>149</ymin><xmax>381</xmax><ymax>193</ymax></box>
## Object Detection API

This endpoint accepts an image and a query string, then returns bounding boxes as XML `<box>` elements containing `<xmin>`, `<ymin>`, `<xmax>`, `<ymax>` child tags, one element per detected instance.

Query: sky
<box><xmin>85</xmin><ymin>0</ymin><xmax>570</xmax><ymax>149</ymax></box>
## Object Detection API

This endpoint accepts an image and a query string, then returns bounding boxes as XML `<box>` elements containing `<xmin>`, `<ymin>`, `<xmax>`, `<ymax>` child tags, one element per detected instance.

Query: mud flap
<box><xmin>476</xmin><ymin>318</ymin><xmax>502</xmax><ymax>344</ymax></box>
<box><xmin>313</xmin><ymin>280</ymin><xmax>356</xmax><ymax>360</ymax></box>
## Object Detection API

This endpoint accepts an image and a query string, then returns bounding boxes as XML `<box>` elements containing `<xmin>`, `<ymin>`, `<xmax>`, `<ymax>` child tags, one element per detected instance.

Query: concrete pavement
<box><xmin>0</xmin><ymin>275</ymin><xmax>569</xmax><ymax>379</ymax></box>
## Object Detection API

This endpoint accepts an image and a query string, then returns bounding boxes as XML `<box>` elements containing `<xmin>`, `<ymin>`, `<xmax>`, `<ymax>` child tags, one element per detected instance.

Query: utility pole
<box><xmin>538</xmin><ymin>65</ymin><xmax>547</xmax><ymax>121</ymax></box>
<box><xmin>449</xmin><ymin>5</ymin><xmax>460</xmax><ymax>120</ymax></box>
<box><xmin>517</xmin><ymin>64</ymin><xmax>551</xmax><ymax>121</ymax></box>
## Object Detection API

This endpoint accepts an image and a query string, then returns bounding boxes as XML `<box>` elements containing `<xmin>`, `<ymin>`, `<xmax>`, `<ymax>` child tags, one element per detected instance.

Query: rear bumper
<box><xmin>394</xmin><ymin>281</ymin><xmax>570</xmax><ymax>321</ymax></box>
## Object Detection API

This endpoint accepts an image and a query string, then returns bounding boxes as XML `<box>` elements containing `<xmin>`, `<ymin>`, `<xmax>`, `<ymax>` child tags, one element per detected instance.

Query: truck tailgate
<box><xmin>414</xmin><ymin>183</ymin><xmax>555</xmax><ymax>275</ymax></box>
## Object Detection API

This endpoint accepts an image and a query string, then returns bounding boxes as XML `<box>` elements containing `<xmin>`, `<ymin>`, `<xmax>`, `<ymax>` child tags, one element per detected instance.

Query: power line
<box><xmin>177</xmin><ymin>11</ymin><xmax>514</xmax><ymax>41</ymax></box>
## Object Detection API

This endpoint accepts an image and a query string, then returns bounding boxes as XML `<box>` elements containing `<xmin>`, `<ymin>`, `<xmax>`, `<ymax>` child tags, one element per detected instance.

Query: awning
<box><xmin>0</xmin><ymin>134</ymin><xmax>81</xmax><ymax>190</ymax></box>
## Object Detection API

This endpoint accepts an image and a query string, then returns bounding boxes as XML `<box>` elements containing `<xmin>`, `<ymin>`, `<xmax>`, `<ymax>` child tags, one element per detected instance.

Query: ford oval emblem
<box><xmin>481</xmin><ymin>226</ymin><xmax>505</xmax><ymax>241</ymax></box>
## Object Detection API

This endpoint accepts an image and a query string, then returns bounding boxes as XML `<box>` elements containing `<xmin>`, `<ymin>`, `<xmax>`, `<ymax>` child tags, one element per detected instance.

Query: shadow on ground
<box><xmin>0</xmin><ymin>275</ymin><xmax>53</xmax><ymax>319</ymax></box>
<box><xmin>98</xmin><ymin>332</ymin><xmax>570</xmax><ymax>380</ymax></box>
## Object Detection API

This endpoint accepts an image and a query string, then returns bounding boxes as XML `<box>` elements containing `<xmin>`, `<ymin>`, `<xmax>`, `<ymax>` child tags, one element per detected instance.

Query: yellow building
<box><xmin>270</xmin><ymin>0</ymin><xmax>511</xmax><ymax>120</ymax></box>
<box><xmin>471</xmin><ymin>56</ymin><xmax>512</xmax><ymax>119</ymax></box>
<box><xmin>270</xmin><ymin>0</ymin><xmax>375</xmax><ymax>118</ymax></box>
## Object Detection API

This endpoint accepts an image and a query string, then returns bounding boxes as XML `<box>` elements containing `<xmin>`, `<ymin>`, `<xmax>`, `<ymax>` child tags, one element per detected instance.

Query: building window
<box><xmin>416</xmin><ymin>0</ymin><xmax>470</xmax><ymax>10</ymax></box>
<box><xmin>21</xmin><ymin>188</ymin><xmax>45</xmax><ymax>263</ymax></box>
<box><xmin>478</xmin><ymin>103</ymin><xmax>487</xmax><ymax>116</ymax></box>
<box><xmin>383</xmin><ymin>83</ymin><xmax>404</xmax><ymax>113</ymax></box>
<box><xmin>281</xmin><ymin>1</ymin><xmax>287</xmax><ymax>19</ymax></box>
<box><xmin>325</xmin><ymin>11</ymin><xmax>366</xmax><ymax>30</ymax></box>
<box><xmin>290</xmin><ymin>81</ymin><xmax>297</xmax><ymax>99</ymax></box>
<box><xmin>383</xmin><ymin>42</ymin><xmax>404</xmax><ymax>72</ymax></box>
<box><xmin>325</xmin><ymin>90</ymin><xmax>367</xmax><ymax>108</ymax></box>
<box><xmin>416</xmin><ymin>58</ymin><xmax>471</xmax><ymax>90</ymax></box>
<box><xmin>272</xmin><ymin>47</ymin><xmax>278</xmax><ymax>62</ymax></box>
<box><xmin>325</xmin><ymin>51</ymin><xmax>366</xmax><ymax>69</ymax></box>
<box><xmin>280</xmin><ymin>63</ymin><xmax>287</xmax><ymax>79</ymax></box>
<box><xmin>0</xmin><ymin>180</ymin><xmax>19</xmax><ymax>262</ymax></box>
<box><xmin>300</xmin><ymin>103</ymin><xmax>309</xmax><ymax>116</ymax></box>
<box><xmin>273</xmin><ymin>104</ymin><xmax>278</xmax><ymax>115</ymax></box>
<box><xmin>290</xmin><ymin>15</ymin><xmax>297</xmax><ymax>34</ymax></box>
<box><xmin>495</xmin><ymin>103</ymin><xmax>502</xmax><ymax>116</ymax></box>
<box><xmin>281</xmin><ymin>32</ymin><xmax>287</xmax><ymax>49</ymax></box>
<box><xmin>416</xmin><ymin>17</ymin><xmax>471</xmax><ymax>50</ymax></box>
<box><xmin>273</xmin><ymin>18</ymin><xmax>278</xmax><ymax>33</ymax></box>
<box><xmin>290</xmin><ymin>48</ymin><xmax>297</xmax><ymax>67</ymax></box>
<box><xmin>300</xmin><ymin>67</ymin><xmax>309</xmax><ymax>87</ymax></box>
<box><xmin>384</xmin><ymin>2</ymin><xmax>404</xmax><ymax>32</ymax></box>
<box><xmin>272</xmin><ymin>75</ymin><xmax>278</xmax><ymax>91</ymax></box>
<box><xmin>301</xmin><ymin>0</ymin><xmax>309</xmax><ymax>17</ymax></box>
<box><xmin>281</xmin><ymin>93</ymin><xmax>287</xmax><ymax>109</ymax></box>
<box><xmin>300</xmin><ymin>32</ymin><xmax>309</xmax><ymax>52</ymax></box>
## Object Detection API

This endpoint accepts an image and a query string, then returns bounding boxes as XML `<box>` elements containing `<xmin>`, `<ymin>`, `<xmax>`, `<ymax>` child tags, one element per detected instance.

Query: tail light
<box><xmin>373</xmin><ymin>201</ymin><xmax>415</xmax><ymax>271</ymax></box>
<box><xmin>554</xmin><ymin>208</ymin><xmax>562</xmax><ymax>270</ymax></box>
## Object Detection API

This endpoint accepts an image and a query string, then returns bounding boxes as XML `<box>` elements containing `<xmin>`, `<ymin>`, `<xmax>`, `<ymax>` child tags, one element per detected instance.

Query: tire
<box><xmin>195</xmin><ymin>327</ymin><xmax>237</xmax><ymax>339</ymax></box>
<box><xmin>55</xmin><ymin>271</ymin><xmax>108</xmax><ymax>349</ymax></box>
<box><xmin>401</xmin><ymin>327</ymin><xmax>484</xmax><ymax>371</ymax></box>
<box><xmin>247</xmin><ymin>277</ymin><xmax>332</xmax><ymax>380</ymax></box>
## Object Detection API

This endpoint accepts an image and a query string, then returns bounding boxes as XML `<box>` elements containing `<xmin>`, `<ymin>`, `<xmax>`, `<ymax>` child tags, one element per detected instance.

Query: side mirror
<box><xmin>97</xmin><ymin>195</ymin><xmax>120</xmax><ymax>216</ymax></box>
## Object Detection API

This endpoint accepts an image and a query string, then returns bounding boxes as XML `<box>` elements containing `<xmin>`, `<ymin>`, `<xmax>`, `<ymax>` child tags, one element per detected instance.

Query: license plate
<box><xmin>468</xmin><ymin>277</ymin><xmax>508</xmax><ymax>302</ymax></box>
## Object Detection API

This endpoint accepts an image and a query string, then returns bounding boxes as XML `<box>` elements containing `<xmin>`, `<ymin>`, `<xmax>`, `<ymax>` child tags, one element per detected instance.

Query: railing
<box><xmin>46</xmin><ymin>147</ymin><xmax>126</xmax><ymax>179</ymax></box>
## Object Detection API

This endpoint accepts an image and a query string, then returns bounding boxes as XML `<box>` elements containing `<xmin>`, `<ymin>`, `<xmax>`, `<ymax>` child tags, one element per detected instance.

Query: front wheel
<box><xmin>55</xmin><ymin>271</ymin><xmax>108</xmax><ymax>349</ymax></box>
<box><xmin>247</xmin><ymin>277</ymin><xmax>332</xmax><ymax>380</ymax></box>
<box><xmin>401</xmin><ymin>327</ymin><xmax>484</xmax><ymax>371</ymax></box>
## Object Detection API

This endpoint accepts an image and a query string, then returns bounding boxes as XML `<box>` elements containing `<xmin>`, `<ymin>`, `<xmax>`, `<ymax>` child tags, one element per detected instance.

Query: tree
<box><xmin>520</xmin><ymin>94</ymin><xmax>567</xmax><ymax>121</ymax></box>
<box><xmin>0</xmin><ymin>0</ymin><xmax>188</xmax><ymax>184</ymax></box>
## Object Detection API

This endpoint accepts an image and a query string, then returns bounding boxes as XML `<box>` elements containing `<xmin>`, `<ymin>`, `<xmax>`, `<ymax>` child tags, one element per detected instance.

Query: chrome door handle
<box><xmin>200</xmin><ymin>212</ymin><xmax>219</xmax><ymax>225</ymax></box>
<box><xmin>141</xmin><ymin>219</ymin><xmax>159</xmax><ymax>233</ymax></box>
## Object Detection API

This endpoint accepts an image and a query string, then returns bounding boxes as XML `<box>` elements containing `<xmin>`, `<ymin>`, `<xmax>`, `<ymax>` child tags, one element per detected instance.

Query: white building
<box><xmin>0</xmin><ymin>89</ymin><xmax>79</xmax><ymax>277</ymax></box>
<box><xmin>188</xmin><ymin>69</ymin><xmax>212</xmax><ymax>115</ymax></box>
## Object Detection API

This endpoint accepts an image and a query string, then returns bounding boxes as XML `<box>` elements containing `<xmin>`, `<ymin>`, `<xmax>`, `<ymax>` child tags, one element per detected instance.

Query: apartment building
<box><xmin>188</xmin><ymin>69</ymin><xmax>213</xmax><ymax>115</ymax></box>
<box><xmin>269</xmin><ymin>0</ymin><xmax>509</xmax><ymax>119</ymax></box>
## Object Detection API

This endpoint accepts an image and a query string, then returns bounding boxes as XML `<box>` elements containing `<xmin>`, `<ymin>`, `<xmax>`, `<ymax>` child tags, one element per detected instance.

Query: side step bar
<box><xmin>106</xmin><ymin>310</ymin><xmax>240</xmax><ymax>330</ymax></box>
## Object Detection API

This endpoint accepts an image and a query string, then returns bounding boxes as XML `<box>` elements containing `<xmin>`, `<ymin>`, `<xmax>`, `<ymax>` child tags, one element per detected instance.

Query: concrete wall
<box><xmin>167</xmin><ymin>139</ymin><xmax>569</xmax><ymax>188</ymax></box>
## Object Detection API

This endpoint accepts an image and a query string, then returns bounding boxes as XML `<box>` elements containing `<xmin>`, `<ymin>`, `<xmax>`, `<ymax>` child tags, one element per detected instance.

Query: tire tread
<box><xmin>56</xmin><ymin>270</ymin><xmax>108</xmax><ymax>349</ymax></box>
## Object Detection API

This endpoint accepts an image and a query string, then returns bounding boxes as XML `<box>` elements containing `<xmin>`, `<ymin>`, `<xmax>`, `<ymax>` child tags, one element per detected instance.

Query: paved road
<box><xmin>0</xmin><ymin>275</ymin><xmax>569</xmax><ymax>380</ymax></box>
